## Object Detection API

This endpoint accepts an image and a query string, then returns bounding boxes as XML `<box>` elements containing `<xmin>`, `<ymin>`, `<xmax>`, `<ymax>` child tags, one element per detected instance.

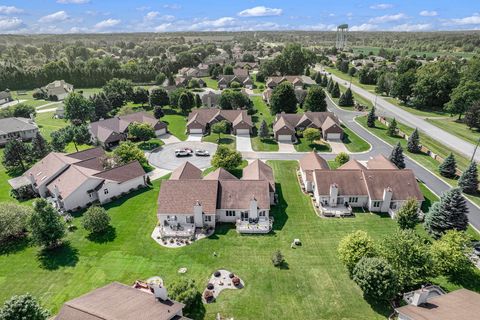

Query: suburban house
<box><xmin>265</xmin><ymin>75</ymin><xmax>315</xmax><ymax>89</ymax></box>
<box><xmin>55</xmin><ymin>282</ymin><xmax>189</xmax><ymax>320</ymax></box>
<box><xmin>262</xmin><ymin>87</ymin><xmax>307</xmax><ymax>105</ymax></box>
<box><xmin>201</xmin><ymin>91</ymin><xmax>221</xmax><ymax>107</ymax></box>
<box><xmin>395</xmin><ymin>286</ymin><xmax>480</xmax><ymax>320</ymax></box>
<box><xmin>89</xmin><ymin>112</ymin><xmax>167</xmax><ymax>148</ymax></box>
<box><xmin>0</xmin><ymin>117</ymin><xmax>39</xmax><ymax>146</ymax></box>
<box><xmin>0</xmin><ymin>90</ymin><xmax>12</xmax><ymax>105</ymax></box>
<box><xmin>41</xmin><ymin>80</ymin><xmax>73</xmax><ymax>101</ymax></box>
<box><xmin>157</xmin><ymin>160</ymin><xmax>275</xmax><ymax>237</ymax></box>
<box><xmin>298</xmin><ymin>152</ymin><xmax>424</xmax><ymax>217</ymax></box>
<box><xmin>178</xmin><ymin>64</ymin><xmax>209</xmax><ymax>77</ymax></box>
<box><xmin>8</xmin><ymin>147</ymin><xmax>146</xmax><ymax>212</ymax></box>
<box><xmin>273</xmin><ymin>112</ymin><xmax>344</xmax><ymax>141</ymax></box>
<box><xmin>186</xmin><ymin>108</ymin><xmax>253</xmax><ymax>135</ymax></box>
<box><xmin>174</xmin><ymin>76</ymin><xmax>206</xmax><ymax>88</ymax></box>
<box><xmin>217</xmin><ymin>75</ymin><xmax>253</xmax><ymax>89</ymax></box>
<box><xmin>233</xmin><ymin>68</ymin><xmax>249</xmax><ymax>77</ymax></box>
<box><xmin>234</xmin><ymin>61</ymin><xmax>259</xmax><ymax>70</ymax></box>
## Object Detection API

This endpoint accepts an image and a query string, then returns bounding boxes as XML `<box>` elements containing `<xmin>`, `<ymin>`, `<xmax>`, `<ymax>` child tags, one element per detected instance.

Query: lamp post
<box><xmin>471</xmin><ymin>137</ymin><xmax>480</xmax><ymax>162</ymax></box>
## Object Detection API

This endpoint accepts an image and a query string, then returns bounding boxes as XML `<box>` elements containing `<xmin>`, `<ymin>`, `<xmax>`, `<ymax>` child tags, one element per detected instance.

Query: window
<box><xmin>259</xmin><ymin>211</ymin><xmax>266</xmax><ymax>217</ymax></box>
<box><xmin>372</xmin><ymin>201</ymin><xmax>381</xmax><ymax>208</ymax></box>
<box><xmin>186</xmin><ymin>216</ymin><xmax>194</xmax><ymax>224</ymax></box>
<box><xmin>349</xmin><ymin>197</ymin><xmax>358</xmax><ymax>203</ymax></box>
<box><xmin>104</xmin><ymin>189</ymin><xmax>109</xmax><ymax>195</ymax></box>
<box><xmin>226</xmin><ymin>210</ymin><xmax>236</xmax><ymax>217</ymax></box>
<box><xmin>204</xmin><ymin>215</ymin><xmax>212</xmax><ymax>222</ymax></box>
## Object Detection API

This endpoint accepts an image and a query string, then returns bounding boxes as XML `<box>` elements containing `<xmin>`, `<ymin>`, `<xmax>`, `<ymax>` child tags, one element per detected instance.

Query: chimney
<box><xmin>152</xmin><ymin>283</ymin><xmax>169</xmax><ymax>301</ymax></box>
<box><xmin>29</xmin><ymin>172</ymin><xmax>35</xmax><ymax>185</ymax></box>
<box><xmin>249</xmin><ymin>196</ymin><xmax>258</xmax><ymax>219</ymax></box>
<box><xmin>329</xmin><ymin>183</ymin><xmax>338</xmax><ymax>207</ymax></box>
<box><xmin>29</xmin><ymin>113</ymin><xmax>35</xmax><ymax>123</ymax></box>
<box><xmin>193</xmin><ymin>200</ymin><xmax>203</xmax><ymax>228</ymax></box>
<box><xmin>53</xmin><ymin>184</ymin><xmax>60</xmax><ymax>199</ymax></box>
<box><xmin>381</xmin><ymin>187</ymin><xmax>393</xmax><ymax>213</ymax></box>
<box><xmin>411</xmin><ymin>288</ymin><xmax>430</xmax><ymax>306</ymax></box>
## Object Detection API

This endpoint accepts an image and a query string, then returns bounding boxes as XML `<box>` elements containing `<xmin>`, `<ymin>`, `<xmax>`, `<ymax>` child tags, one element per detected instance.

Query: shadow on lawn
<box><xmin>103</xmin><ymin>186</ymin><xmax>152</xmax><ymax>210</ymax></box>
<box><xmin>185</xmin><ymin>292</ymin><xmax>206</xmax><ymax>320</ymax></box>
<box><xmin>364</xmin><ymin>296</ymin><xmax>393</xmax><ymax>318</ymax></box>
<box><xmin>37</xmin><ymin>241</ymin><xmax>79</xmax><ymax>270</ymax></box>
<box><xmin>272</xmin><ymin>183</ymin><xmax>288</xmax><ymax>231</ymax></box>
<box><xmin>87</xmin><ymin>225</ymin><xmax>117</xmax><ymax>243</ymax></box>
<box><xmin>447</xmin><ymin>267</ymin><xmax>480</xmax><ymax>292</ymax></box>
<box><xmin>0</xmin><ymin>237</ymin><xmax>31</xmax><ymax>256</ymax></box>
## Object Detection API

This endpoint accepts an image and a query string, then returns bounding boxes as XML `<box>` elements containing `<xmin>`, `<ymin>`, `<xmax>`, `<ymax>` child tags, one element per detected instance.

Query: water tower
<box><xmin>336</xmin><ymin>24</ymin><xmax>348</xmax><ymax>50</ymax></box>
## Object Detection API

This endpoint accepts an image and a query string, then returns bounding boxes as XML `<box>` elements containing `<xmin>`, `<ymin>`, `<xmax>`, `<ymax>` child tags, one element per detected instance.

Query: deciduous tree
<box><xmin>211</xmin><ymin>145</ymin><xmax>242</xmax><ymax>170</ymax></box>
<box><xmin>352</xmin><ymin>257</ymin><xmax>397</xmax><ymax>301</ymax></box>
<box><xmin>338</xmin><ymin>230</ymin><xmax>376</xmax><ymax>275</ymax></box>
<box><xmin>270</xmin><ymin>82</ymin><xmax>297</xmax><ymax>114</ymax></box>
<box><xmin>29</xmin><ymin>199</ymin><xmax>66</xmax><ymax>249</ymax></box>
<box><xmin>82</xmin><ymin>206</ymin><xmax>111</xmax><ymax>234</ymax></box>
<box><xmin>0</xmin><ymin>294</ymin><xmax>49</xmax><ymax>320</ymax></box>
<box><xmin>396</xmin><ymin>198</ymin><xmax>419</xmax><ymax>229</ymax></box>
<box><xmin>303</xmin><ymin>86</ymin><xmax>327</xmax><ymax>112</ymax></box>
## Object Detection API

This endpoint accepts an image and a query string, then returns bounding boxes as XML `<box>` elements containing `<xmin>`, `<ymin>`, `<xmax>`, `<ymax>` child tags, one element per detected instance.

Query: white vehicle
<box><xmin>175</xmin><ymin>149</ymin><xmax>191</xmax><ymax>157</ymax></box>
<box><xmin>195</xmin><ymin>149</ymin><xmax>210</xmax><ymax>157</ymax></box>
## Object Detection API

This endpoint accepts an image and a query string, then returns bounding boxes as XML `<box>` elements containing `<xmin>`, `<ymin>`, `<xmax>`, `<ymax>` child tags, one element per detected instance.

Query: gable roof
<box><xmin>218</xmin><ymin>180</ymin><xmax>270</xmax><ymax>209</ymax></box>
<box><xmin>0</xmin><ymin>117</ymin><xmax>38</xmax><ymax>135</ymax></box>
<box><xmin>299</xmin><ymin>152</ymin><xmax>329</xmax><ymax>171</ymax></box>
<box><xmin>187</xmin><ymin>108</ymin><xmax>252</xmax><ymax>128</ymax></box>
<box><xmin>273</xmin><ymin>112</ymin><xmax>341</xmax><ymax>134</ymax></box>
<box><xmin>363</xmin><ymin>169</ymin><xmax>424</xmax><ymax>201</ymax></box>
<box><xmin>204</xmin><ymin>168</ymin><xmax>238</xmax><ymax>180</ymax></box>
<box><xmin>366</xmin><ymin>154</ymin><xmax>397</xmax><ymax>170</ymax></box>
<box><xmin>55</xmin><ymin>282</ymin><xmax>186</xmax><ymax>320</ymax></box>
<box><xmin>242</xmin><ymin>160</ymin><xmax>275</xmax><ymax>191</ymax></box>
<box><xmin>313</xmin><ymin>170</ymin><xmax>368</xmax><ymax>196</ymax></box>
<box><xmin>338</xmin><ymin>159</ymin><xmax>366</xmax><ymax>170</ymax></box>
<box><xmin>170</xmin><ymin>162</ymin><xmax>202</xmax><ymax>180</ymax></box>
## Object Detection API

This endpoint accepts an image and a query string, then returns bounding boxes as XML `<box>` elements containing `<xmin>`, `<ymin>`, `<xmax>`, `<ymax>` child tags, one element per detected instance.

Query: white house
<box><xmin>0</xmin><ymin>117</ymin><xmax>39</xmax><ymax>146</ymax></box>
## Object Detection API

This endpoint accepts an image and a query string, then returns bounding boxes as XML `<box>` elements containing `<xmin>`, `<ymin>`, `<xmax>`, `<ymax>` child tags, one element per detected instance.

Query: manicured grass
<box><xmin>202</xmin><ymin>133</ymin><xmax>236</xmax><ymax>149</ymax></box>
<box><xmin>324</xmin><ymin>67</ymin><xmax>376</xmax><ymax>93</ymax></box>
<box><xmin>160</xmin><ymin>107</ymin><xmax>187</xmax><ymax>141</ymax></box>
<box><xmin>201</xmin><ymin>77</ymin><xmax>218</xmax><ymax>89</ymax></box>
<box><xmin>327</xmin><ymin>160</ymin><xmax>341</xmax><ymax>169</ymax></box>
<box><xmin>341</xmin><ymin>125</ymin><xmax>370</xmax><ymax>153</ymax></box>
<box><xmin>251</xmin><ymin>136</ymin><xmax>279</xmax><ymax>152</ymax></box>
<box><xmin>426</xmin><ymin>117</ymin><xmax>480</xmax><ymax>146</ymax></box>
<box><xmin>11</xmin><ymin>89</ymin><xmax>51</xmax><ymax>108</ymax></box>
<box><xmin>35</xmin><ymin>111</ymin><xmax>69</xmax><ymax>141</ymax></box>
<box><xmin>328</xmin><ymin>86</ymin><xmax>373</xmax><ymax>110</ymax></box>
<box><xmin>356</xmin><ymin>115</ymin><xmax>480</xmax><ymax>207</ymax></box>
<box><xmin>202</xmin><ymin>160</ymin><xmax>247</xmax><ymax>179</ymax></box>
<box><xmin>136</xmin><ymin>138</ymin><xmax>164</xmax><ymax>151</ymax></box>
<box><xmin>294</xmin><ymin>137</ymin><xmax>331</xmax><ymax>152</ymax></box>
<box><xmin>384</xmin><ymin>97</ymin><xmax>448</xmax><ymax>118</ymax></box>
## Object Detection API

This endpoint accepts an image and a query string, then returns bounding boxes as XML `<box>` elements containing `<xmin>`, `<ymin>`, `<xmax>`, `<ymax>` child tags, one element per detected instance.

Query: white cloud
<box><xmin>144</xmin><ymin>12</ymin><xmax>175</xmax><ymax>22</ymax></box>
<box><xmin>419</xmin><ymin>10</ymin><xmax>438</xmax><ymax>17</ymax></box>
<box><xmin>163</xmin><ymin>4</ymin><xmax>181</xmax><ymax>10</ymax></box>
<box><xmin>160</xmin><ymin>15</ymin><xmax>175</xmax><ymax>22</ymax></box>
<box><xmin>145</xmin><ymin>11</ymin><xmax>159</xmax><ymax>20</ymax></box>
<box><xmin>39</xmin><ymin>11</ymin><xmax>69</xmax><ymax>23</ymax></box>
<box><xmin>444</xmin><ymin>14</ymin><xmax>480</xmax><ymax>26</ymax></box>
<box><xmin>238</xmin><ymin>6</ymin><xmax>282</xmax><ymax>17</ymax></box>
<box><xmin>0</xmin><ymin>6</ymin><xmax>24</xmax><ymax>14</ymax></box>
<box><xmin>94</xmin><ymin>18</ymin><xmax>121</xmax><ymax>29</ymax></box>
<box><xmin>391</xmin><ymin>23</ymin><xmax>432</xmax><ymax>31</ymax></box>
<box><xmin>370</xmin><ymin>3</ymin><xmax>393</xmax><ymax>10</ymax></box>
<box><xmin>155</xmin><ymin>23</ymin><xmax>172</xmax><ymax>32</ymax></box>
<box><xmin>190</xmin><ymin>17</ymin><xmax>237</xmax><ymax>30</ymax></box>
<box><xmin>369</xmin><ymin>13</ymin><xmax>407</xmax><ymax>23</ymax></box>
<box><xmin>0</xmin><ymin>17</ymin><xmax>23</xmax><ymax>31</ymax></box>
<box><xmin>300</xmin><ymin>23</ymin><xmax>336</xmax><ymax>31</ymax></box>
<box><xmin>57</xmin><ymin>0</ymin><xmax>90</xmax><ymax>3</ymax></box>
<box><xmin>350</xmin><ymin>23</ymin><xmax>378</xmax><ymax>31</ymax></box>
<box><xmin>136</xmin><ymin>6</ymin><xmax>150</xmax><ymax>11</ymax></box>
<box><xmin>328</xmin><ymin>13</ymin><xmax>335</xmax><ymax>17</ymax></box>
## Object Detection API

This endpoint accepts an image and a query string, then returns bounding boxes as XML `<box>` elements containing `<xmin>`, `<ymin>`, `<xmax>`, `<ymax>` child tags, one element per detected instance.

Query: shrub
<box><xmin>335</xmin><ymin>152</ymin><xmax>350</xmax><ymax>165</ymax></box>
<box><xmin>352</xmin><ymin>257</ymin><xmax>398</xmax><ymax>301</ymax></box>
<box><xmin>337</xmin><ymin>230</ymin><xmax>376</xmax><ymax>275</ymax></box>
<box><xmin>82</xmin><ymin>206</ymin><xmax>111</xmax><ymax>234</ymax></box>
<box><xmin>168</xmin><ymin>279</ymin><xmax>199</xmax><ymax>311</ymax></box>
<box><xmin>272</xmin><ymin>250</ymin><xmax>285</xmax><ymax>267</ymax></box>
<box><xmin>0</xmin><ymin>203</ymin><xmax>32</xmax><ymax>244</ymax></box>
<box><xmin>0</xmin><ymin>293</ymin><xmax>49</xmax><ymax>320</ymax></box>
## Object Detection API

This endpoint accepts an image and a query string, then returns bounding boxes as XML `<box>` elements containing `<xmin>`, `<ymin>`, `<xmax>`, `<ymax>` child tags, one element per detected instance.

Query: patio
<box><xmin>236</xmin><ymin>218</ymin><xmax>273</xmax><ymax>234</ymax></box>
<box><xmin>312</xmin><ymin>200</ymin><xmax>353</xmax><ymax>218</ymax></box>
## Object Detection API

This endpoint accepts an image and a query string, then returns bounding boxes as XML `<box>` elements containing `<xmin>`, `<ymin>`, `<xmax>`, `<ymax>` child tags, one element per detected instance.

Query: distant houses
<box><xmin>265</xmin><ymin>75</ymin><xmax>315</xmax><ymax>90</ymax></box>
<box><xmin>201</xmin><ymin>91</ymin><xmax>221</xmax><ymax>108</ymax></box>
<box><xmin>39</xmin><ymin>80</ymin><xmax>74</xmax><ymax>101</ymax></box>
<box><xmin>186</xmin><ymin>108</ymin><xmax>253</xmax><ymax>135</ymax></box>
<box><xmin>8</xmin><ymin>147</ymin><xmax>146</xmax><ymax>212</ymax></box>
<box><xmin>273</xmin><ymin>112</ymin><xmax>344</xmax><ymax>141</ymax></box>
<box><xmin>0</xmin><ymin>90</ymin><xmax>13</xmax><ymax>105</ymax></box>
<box><xmin>217</xmin><ymin>75</ymin><xmax>253</xmax><ymax>90</ymax></box>
<box><xmin>178</xmin><ymin>63</ymin><xmax>210</xmax><ymax>78</ymax></box>
<box><xmin>0</xmin><ymin>117</ymin><xmax>39</xmax><ymax>146</ymax></box>
<box><xmin>89</xmin><ymin>111</ymin><xmax>167</xmax><ymax>148</ymax></box>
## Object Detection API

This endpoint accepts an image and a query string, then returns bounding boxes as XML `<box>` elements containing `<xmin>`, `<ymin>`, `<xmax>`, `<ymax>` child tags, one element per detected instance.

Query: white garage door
<box><xmin>155</xmin><ymin>129</ymin><xmax>166</xmax><ymax>136</ymax></box>
<box><xmin>236</xmin><ymin>129</ymin><xmax>250</xmax><ymax>135</ymax></box>
<box><xmin>278</xmin><ymin>135</ymin><xmax>292</xmax><ymax>141</ymax></box>
<box><xmin>326</xmin><ymin>133</ymin><xmax>341</xmax><ymax>140</ymax></box>
<box><xmin>189</xmin><ymin>128</ymin><xmax>203</xmax><ymax>134</ymax></box>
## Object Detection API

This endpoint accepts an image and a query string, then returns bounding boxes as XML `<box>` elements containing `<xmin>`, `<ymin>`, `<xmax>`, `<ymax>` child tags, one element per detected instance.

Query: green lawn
<box><xmin>294</xmin><ymin>137</ymin><xmax>331</xmax><ymax>152</ymax></box>
<box><xmin>160</xmin><ymin>107</ymin><xmax>187</xmax><ymax>141</ymax></box>
<box><xmin>324</xmin><ymin>67</ymin><xmax>376</xmax><ymax>93</ymax></box>
<box><xmin>328</xmin><ymin>85</ymin><xmax>373</xmax><ymax>110</ymax></box>
<box><xmin>202</xmin><ymin>133</ymin><xmax>236</xmax><ymax>149</ymax></box>
<box><xmin>250</xmin><ymin>96</ymin><xmax>279</xmax><ymax>151</ymax></box>
<box><xmin>426</xmin><ymin>117</ymin><xmax>480</xmax><ymax>146</ymax></box>
<box><xmin>35</xmin><ymin>112</ymin><xmax>69</xmax><ymax>141</ymax></box>
<box><xmin>341</xmin><ymin>125</ymin><xmax>370</xmax><ymax>153</ymax></box>
<box><xmin>384</xmin><ymin>97</ymin><xmax>448</xmax><ymax>118</ymax></box>
<box><xmin>356</xmin><ymin>115</ymin><xmax>480</xmax><ymax>207</ymax></box>
<box><xmin>201</xmin><ymin>77</ymin><xmax>218</xmax><ymax>89</ymax></box>
<box><xmin>251</xmin><ymin>136</ymin><xmax>279</xmax><ymax>152</ymax></box>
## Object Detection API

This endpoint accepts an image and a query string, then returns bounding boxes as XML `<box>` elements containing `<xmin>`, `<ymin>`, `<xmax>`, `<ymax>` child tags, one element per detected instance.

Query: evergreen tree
<box><xmin>424</xmin><ymin>188</ymin><xmax>469</xmax><ymax>238</ymax></box>
<box><xmin>259</xmin><ymin>120</ymin><xmax>269</xmax><ymax>139</ymax></box>
<box><xmin>439</xmin><ymin>153</ymin><xmax>457</xmax><ymax>179</ymax></box>
<box><xmin>327</xmin><ymin>77</ymin><xmax>333</xmax><ymax>92</ymax></box>
<box><xmin>407</xmin><ymin>128</ymin><xmax>421</xmax><ymax>153</ymax></box>
<box><xmin>303</xmin><ymin>86</ymin><xmax>327</xmax><ymax>112</ymax></box>
<box><xmin>367</xmin><ymin>107</ymin><xmax>376</xmax><ymax>127</ymax></box>
<box><xmin>0</xmin><ymin>293</ymin><xmax>49</xmax><ymax>320</ymax></box>
<box><xmin>389</xmin><ymin>142</ymin><xmax>405</xmax><ymax>169</ymax></box>
<box><xmin>2</xmin><ymin>139</ymin><xmax>29</xmax><ymax>172</ymax></box>
<box><xmin>314</xmin><ymin>72</ymin><xmax>322</xmax><ymax>84</ymax></box>
<box><xmin>458</xmin><ymin>161</ymin><xmax>478</xmax><ymax>194</ymax></box>
<box><xmin>396</xmin><ymin>198</ymin><xmax>419</xmax><ymax>229</ymax></box>
<box><xmin>338</xmin><ymin>88</ymin><xmax>354</xmax><ymax>106</ymax></box>
<box><xmin>153</xmin><ymin>106</ymin><xmax>164</xmax><ymax>119</ymax></box>
<box><xmin>195</xmin><ymin>94</ymin><xmax>202</xmax><ymax>108</ymax></box>
<box><xmin>31</xmin><ymin>132</ymin><xmax>50</xmax><ymax>160</ymax></box>
<box><xmin>331</xmin><ymin>82</ymin><xmax>341</xmax><ymax>98</ymax></box>
<box><xmin>386</xmin><ymin>118</ymin><xmax>397</xmax><ymax>137</ymax></box>
<box><xmin>321</xmin><ymin>75</ymin><xmax>329</xmax><ymax>87</ymax></box>
<box><xmin>50</xmin><ymin>130</ymin><xmax>66</xmax><ymax>152</ymax></box>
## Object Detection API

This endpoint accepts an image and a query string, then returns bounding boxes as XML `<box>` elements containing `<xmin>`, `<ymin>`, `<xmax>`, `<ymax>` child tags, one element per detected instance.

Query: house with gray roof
<box><xmin>41</xmin><ymin>80</ymin><xmax>73</xmax><ymax>101</ymax></box>
<box><xmin>217</xmin><ymin>74</ymin><xmax>253</xmax><ymax>90</ymax></box>
<box><xmin>157</xmin><ymin>160</ymin><xmax>275</xmax><ymax>238</ymax></box>
<box><xmin>8</xmin><ymin>147</ymin><xmax>146</xmax><ymax>212</ymax></box>
<box><xmin>0</xmin><ymin>117</ymin><xmax>39</xmax><ymax>146</ymax></box>
<box><xmin>0</xmin><ymin>90</ymin><xmax>13</xmax><ymax>105</ymax></box>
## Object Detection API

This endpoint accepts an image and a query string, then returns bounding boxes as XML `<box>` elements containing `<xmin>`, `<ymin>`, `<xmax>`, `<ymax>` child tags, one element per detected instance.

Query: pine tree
<box><xmin>321</xmin><ymin>75</ymin><xmax>329</xmax><ymax>87</ymax></box>
<box><xmin>338</xmin><ymin>88</ymin><xmax>354</xmax><ymax>106</ymax></box>
<box><xmin>439</xmin><ymin>153</ymin><xmax>457</xmax><ymax>179</ymax></box>
<box><xmin>367</xmin><ymin>107</ymin><xmax>376</xmax><ymax>127</ymax></box>
<box><xmin>314</xmin><ymin>72</ymin><xmax>322</xmax><ymax>84</ymax></box>
<box><xmin>458</xmin><ymin>161</ymin><xmax>478</xmax><ymax>194</ymax></box>
<box><xmin>327</xmin><ymin>77</ymin><xmax>333</xmax><ymax>92</ymax></box>
<box><xmin>2</xmin><ymin>139</ymin><xmax>29</xmax><ymax>172</ymax></box>
<box><xmin>386</xmin><ymin>118</ymin><xmax>398</xmax><ymax>137</ymax></box>
<box><xmin>195</xmin><ymin>94</ymin><xmax>202</xmax><ymax>108</ymax></box>
<box><xmin>389</xmin><ymin>142</ymin><xmax>405</xmax><ymax>169</ymax></box>
<box><xmin>331</xmin><ymin>82</ymin><xmax>341</xmax><ymax>98</ymax></box>
<box><xmin>407</xmin><ymin>128</ymin><xmax>421</xmax><ymax>153</ymax></box>
<box><xmin>424</xmin><ymin>188</ymin><xmax>469</xmax><ymax>238</ymax></box>
<box><xmin>31</xmin><ymin>132</ymin><xmax>51</xmax><ymax>160</ymax></box>
<box><xmin>259</xmin><ymin>120</ymin><xmax>269</xmax><ymax>139</ymax></box>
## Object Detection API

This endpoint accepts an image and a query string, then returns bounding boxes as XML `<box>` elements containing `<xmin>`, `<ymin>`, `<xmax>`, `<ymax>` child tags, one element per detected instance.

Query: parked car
<box><xmin>175</xmin><ymin>149</ymin><xmax>191</xmax><ymax>157</ymax></box>
<box><xmin>184</xmin><ymin>147</ymin><xmax>193</xmax><ymax>154</ymax></box>
<box><xmin>195</xmin><ymin>149</ymin><xmax>210</xmax><ymax>157</ymax></box>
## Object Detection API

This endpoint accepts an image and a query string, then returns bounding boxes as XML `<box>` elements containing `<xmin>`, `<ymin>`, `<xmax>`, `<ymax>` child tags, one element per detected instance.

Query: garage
<box><xmin>236</xmin><ymin>129</ymin><xmax>250</xmax><ymax>135</ymax></box>
<box><xmin>278</xmin><ymin>134</ymin><xmax>293</xmax><ymax>141</ymax></box>
<box><xmin>326</xmin><ymin>133</ymin><xmax>342</xmax><ymax>140</ymax></box>
<box><xmin>155</xmin><ymin>128</ymin><xmax>167</xmax><ymax>136</ymax></box>
<box><xmin>189</xmin><ymin>128</ymin><xmax>203</xmax><ymax>134</ymax></box>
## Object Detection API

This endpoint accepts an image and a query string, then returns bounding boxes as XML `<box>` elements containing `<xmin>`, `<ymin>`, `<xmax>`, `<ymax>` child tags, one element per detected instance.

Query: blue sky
<box><xmin>0</xmin><ymin>0</ymin><xmax>479</xmax><ymax>34</ymax></box>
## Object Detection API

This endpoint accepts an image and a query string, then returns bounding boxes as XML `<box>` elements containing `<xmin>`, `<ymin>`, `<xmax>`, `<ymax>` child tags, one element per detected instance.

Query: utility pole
<box><xmin>471</xmin><ymin>137</ymin><xmax>480</xmax><ymax>162</ymax></box>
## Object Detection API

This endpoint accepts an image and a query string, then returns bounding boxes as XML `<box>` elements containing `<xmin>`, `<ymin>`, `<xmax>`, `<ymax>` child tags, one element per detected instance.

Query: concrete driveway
<box><xmin>236</xmin><ymin>134</ymin><xmax>253</xmax><ymax>152</ymax></box>
<box><xmin>278</xmin><ymin>141</ymin><xmax>296</xmax><ymax>152</ymax></box>
<box><xmin>148</xmin><ymin>141</ymin><xmax>217</xmax><ymax>170</ymax></box>
<box><xmin>187</xmin><ymin>134</ymin><xmax>203</xmax><ymax>141</ymax></box>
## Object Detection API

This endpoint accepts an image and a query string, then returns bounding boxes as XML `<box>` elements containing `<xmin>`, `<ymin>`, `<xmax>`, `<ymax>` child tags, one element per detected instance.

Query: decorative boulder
<box><xmin>207</xmin><ymin>283</ymin><xmax>214</xmax><ymax>290</ymax></box>
<box><xmin>204</xmin><ymin>290</ymin><xmax>214</xmax><ymax>303</ymax></box>
<box><xmin>214</xmin><ymin>271</ymin><xmax>221</xmax><ymax>277</ymax></box>
<box><xmin>232</xmin><ymin>277</ymin><xmax>241</xmax><ymax>287</ymax></box>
